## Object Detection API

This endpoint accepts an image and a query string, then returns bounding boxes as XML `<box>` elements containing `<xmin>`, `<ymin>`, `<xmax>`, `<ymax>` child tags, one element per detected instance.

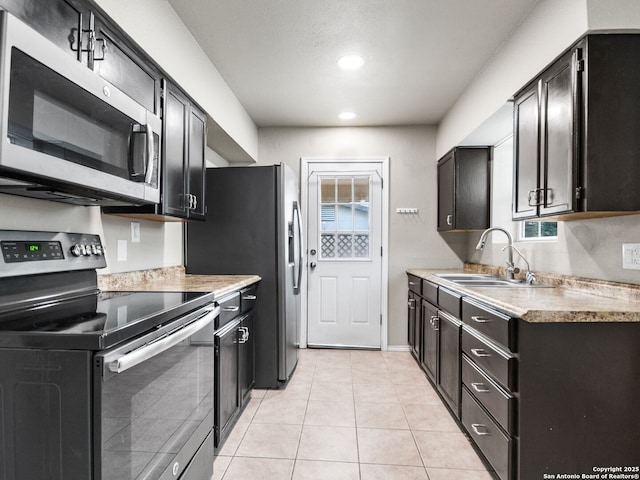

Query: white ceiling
<box><xmin>166</xmin><ymin>0</ymin><xmax>540</xmax><ymax>128</ymax></box>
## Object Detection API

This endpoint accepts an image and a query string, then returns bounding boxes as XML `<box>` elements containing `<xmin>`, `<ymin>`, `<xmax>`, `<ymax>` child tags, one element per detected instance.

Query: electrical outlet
<box><xmin>622</xmin><ymin>243</ymin><xmax>640</xmax><ymax>270</ymax></box>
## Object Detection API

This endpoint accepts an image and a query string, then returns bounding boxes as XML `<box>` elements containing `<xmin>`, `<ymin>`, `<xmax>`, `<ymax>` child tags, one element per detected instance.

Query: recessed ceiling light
<box><xmin>337</xmin><ymin>54</ymin><xmax>365</xmax><ymax>70</ymax></box>
<box><xmin>339</xmin><ymin>111</ymin><xmax>357</xmax><ymax>120</ymax></box>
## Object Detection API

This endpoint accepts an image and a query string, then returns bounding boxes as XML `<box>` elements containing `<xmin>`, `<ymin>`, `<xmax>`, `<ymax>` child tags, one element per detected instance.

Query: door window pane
<box><xmin>321</xmin><ymin>234</ymin><xmax>335</xmax><ymax>258</ymax></box>
<box><xmin>336</xmin><ymin>204</ymin><xmax>353</xmax><ymax>230</ymax></box>
<box><xmin>337</xmin><ymin>178</ymin><xmax>352</xmax><ymax>203</ymax></box>
<box><xmin>353</xmin><ymin>177</ymin><xmax>369</xmax><ymax>202</ymax></box>
<box><xmin>321</xmin><ymin>179</ymin><xmax>336</xmax><ymax>203</ymax></box>
<box><xmin>354</xmin><ymin>234</ymin><xmax>369</xmax><ymax>257</ymax></box>
<box><xmin>337</xmin><ymin>234</ymin><xmax>353</xmax><ymax>258</ymax></box>
<box><xmin>319</xmin><ymin>175</ymin><xmax>371</xmax><ymax>259</ymax></box>
<box><xmin>320</xmin><ymin>205</ymin><xmax>336</xmax><ymax>231</ymax></box>
<box><xmin>354</xmin><ymin>204</ymin><xmax>369</xmax><ymax>230</ymax></box>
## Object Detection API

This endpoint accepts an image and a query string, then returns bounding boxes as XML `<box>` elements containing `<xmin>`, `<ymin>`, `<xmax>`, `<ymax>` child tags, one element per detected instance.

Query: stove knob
<box><xmin>71</xmin><ymin>244</ymin><xmax>83</xmax><ymax>257</ymax></box>
<box><xmin>83</xmin><ymin>244</ymin><xmax>91</xmax><ymax>256</ymax></box>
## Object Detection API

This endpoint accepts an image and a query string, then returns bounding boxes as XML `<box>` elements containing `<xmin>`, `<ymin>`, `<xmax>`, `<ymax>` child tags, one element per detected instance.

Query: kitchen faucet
<box><xmin>475</xmin><ymin>227</ymin><xmax>536</xmax><ymax>283</ymax></box>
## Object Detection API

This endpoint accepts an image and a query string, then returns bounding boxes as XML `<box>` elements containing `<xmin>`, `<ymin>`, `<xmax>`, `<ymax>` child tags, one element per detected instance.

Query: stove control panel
<box><xmin>2</xmin><ymin>240</ymin><xmax>64</xmax><ymax>262</ymax></box>
<box><xmin>0</xmin><ymin>230</ymin><xmax>106</xmax><ymax>277</ymax></box>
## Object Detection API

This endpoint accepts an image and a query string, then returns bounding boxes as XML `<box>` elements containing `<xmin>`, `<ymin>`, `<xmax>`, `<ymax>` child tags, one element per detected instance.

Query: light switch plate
<box><xmin>117</xmin><ymin>239</ymin><xmax>127</xmax><ymax>262</ymax></box>
<box><xmin>131</xmin><ymin>221</ymin><xmax>140</xmax><ymax>243</ymax></box>
<box><xmin>622</xmin><ymin>243</ymin><xmax>640</xmax><ymax>269</ymax></box>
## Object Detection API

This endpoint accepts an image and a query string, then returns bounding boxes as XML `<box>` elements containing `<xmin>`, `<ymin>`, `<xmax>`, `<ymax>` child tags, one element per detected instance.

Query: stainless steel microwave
<box><xmin>0</xmin><ymin>10</ymin><xmax>161</xmax><ymax>205</ymax></box>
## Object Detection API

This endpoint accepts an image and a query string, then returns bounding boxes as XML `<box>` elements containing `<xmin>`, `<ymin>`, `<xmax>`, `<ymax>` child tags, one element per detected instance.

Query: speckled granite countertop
<box><xmin>98</xmin><ymin>266</ymin><xmax>260</xmax><ymax>298</ymax></box>
<box><xmin>408</xmin><ymin>264</ymin><xmax>640</xmax><ymax>323</ymax></box>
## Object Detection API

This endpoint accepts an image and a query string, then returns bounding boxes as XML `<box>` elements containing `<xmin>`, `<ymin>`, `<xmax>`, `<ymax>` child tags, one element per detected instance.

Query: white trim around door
<box><xmin>300</xmin><ymin>157</ymin><xmax>390</xmax><ymax>350</ymax></box>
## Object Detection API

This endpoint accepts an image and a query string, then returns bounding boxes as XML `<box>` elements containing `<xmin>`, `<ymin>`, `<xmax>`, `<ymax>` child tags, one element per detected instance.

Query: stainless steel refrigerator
<box><xmin>185</xmin><ymin>163</ymin><xmax>302</xmax><ymax>388</ymax></box>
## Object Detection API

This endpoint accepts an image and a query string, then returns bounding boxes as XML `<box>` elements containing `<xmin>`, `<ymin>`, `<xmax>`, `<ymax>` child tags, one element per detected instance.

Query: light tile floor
<box><xmin>213</xmin><ymin>349</ymin><xmax>494</xmax><ymax>480</ymax></box>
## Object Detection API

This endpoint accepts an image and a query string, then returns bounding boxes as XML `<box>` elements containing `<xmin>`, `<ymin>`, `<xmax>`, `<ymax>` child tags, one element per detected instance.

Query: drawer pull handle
<box><xmin>471</xmin><ymin>423</ymin><xmax>491</xmax><ymax>436</ymax></box>
<box><xmin>242</xmin><ymin>294</ymin><xmax>257</xmax><ymax>300</ymax></box>
<box><xmin>409</xmin><ymin>281</ymin><xmax>417</xmax><ymax>286</ymax></box>
<box><xmin>471</xmin><ymin>348</ymin><xmax>491</xmax><ymax>358</ymax></box>
<box><xmin>471</xmin><ymin>382</ymin><xmax>490</xmax><ymax>393</ymax></box>
<box><xmin>471</xmin><ymin>315</ymin><xmax>490</xmax><ymax>323</ymax></box>
<box><xmin>222</xmin><ymin>306</ymin><xmax>240</xmax><ymax>312</ymax></box>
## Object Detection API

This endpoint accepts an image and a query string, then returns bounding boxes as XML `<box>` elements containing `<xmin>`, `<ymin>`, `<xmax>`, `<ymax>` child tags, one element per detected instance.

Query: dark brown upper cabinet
<box><xmin>103</xmin><ymin>81</ymin><xmax>207</xmax><ymax>221</ymax></box>
<box><xmin>161</xmin><ymin>81</ymin><xmax>207</xmax><ymax>221</ymax></box>
<box><xmin>0</xmin><ymin>0</ymin><xmax>161</xmax><ymax>116</ymax></box>
<box><xmin>513</xmin><ymin>34</ymin><xmax>640</xmax><ymax>221</ymax></box>
<box><xmin>437</xmin><ymin>147</ymin><xmax>491</xmax><ymax>232</ymax></box>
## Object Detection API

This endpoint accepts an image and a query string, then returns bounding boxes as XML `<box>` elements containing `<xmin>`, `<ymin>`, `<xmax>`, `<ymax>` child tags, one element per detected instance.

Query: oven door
<box><xmin>94</xmin><ymin>304</ymin><xmax>219</xmax><ymax>480</ymax></box>
<box><xmin>0</xmin><ymin>11</ymin><xmax>161</xmax><ymax>205</ymax></box>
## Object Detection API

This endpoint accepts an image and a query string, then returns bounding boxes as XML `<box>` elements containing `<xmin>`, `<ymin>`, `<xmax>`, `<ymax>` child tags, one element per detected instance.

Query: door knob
<box><xmin>310</xmin><ymin>262</ymin><xmax>317</xmax><ymax>269</ymax></box>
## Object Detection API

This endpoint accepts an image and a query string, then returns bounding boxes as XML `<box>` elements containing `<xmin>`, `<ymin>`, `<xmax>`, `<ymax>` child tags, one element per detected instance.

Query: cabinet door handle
<box><xmin>430</xmin><ymin>316</ymin><xmax>439</xmax><ymax>330</ymax></box>
<box><xmin>528</xmin><ymin>188</ymin><xmax>544</xmax><ymax>206</ymax></box>
<box><xmin>408</xmin><ymin>299</ymin><xmax>416</xmax><ymax>309</ymax></box>
<box><xmin>446</xmin><ymin>214</ymin><xmax>453</xmax><ymax>226</ymax></box>
<box><xmin>237</xmin><ymin>326</ymin><xmax>249</xmax><ymax>343</ymax></box>
<box><xmin>471</xmin><ymin>382</ymin><xmax>491</xmax><ymax>393</ymax></box>
<box><xmin>222</xmin><ymin>306</ymin><xmax>240</xmax><ymax>312</ymax></box>
<box><xmin>471</xmin><ymin>423</ymin><xmax>491</xmax><ymax>436</ymax></box>
<box><xmin>471</xmin><ymin>315</ymin><xmax>490</xmax><ymax>324</ymax></box>
<box><xmin>242</xmin><ymin>294</ymin><xmax>257</xmax><ymax>301</ymax></box>
<box><xmin>471</xmin><ymin>348</ymin><xmax>491</xmax><ymax>358</ymax></box>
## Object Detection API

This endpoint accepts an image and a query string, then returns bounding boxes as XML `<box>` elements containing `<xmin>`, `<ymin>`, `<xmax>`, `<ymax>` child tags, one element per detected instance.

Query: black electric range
<box><xmin>0</xmin><ymin>230</ymin><xmax>217</xmax><ymax>480</ymax></box>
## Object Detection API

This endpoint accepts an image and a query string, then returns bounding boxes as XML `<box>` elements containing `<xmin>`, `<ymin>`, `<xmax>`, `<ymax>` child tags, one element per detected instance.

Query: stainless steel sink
<box><xmin>434</xmin><ymin>273</ymin><xmax>552</xmax><ymax>288</ymax></box>
<box><xmin>434</xmin><ymin>273</ymin><xmax>496</xmax><ymax>281</ymax></box>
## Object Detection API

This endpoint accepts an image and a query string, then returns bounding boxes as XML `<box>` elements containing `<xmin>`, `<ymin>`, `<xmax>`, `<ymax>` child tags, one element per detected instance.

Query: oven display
<box><xmin>1</xmin><ymin>240</ymin><xmax>64</xmax><ymax>263</ymax></box>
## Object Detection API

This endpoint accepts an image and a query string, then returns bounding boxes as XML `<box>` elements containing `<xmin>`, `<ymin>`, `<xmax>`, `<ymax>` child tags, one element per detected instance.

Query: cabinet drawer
<box><xmin>422</xmin><ymin>280</ymin><xmax>438</xmax><ymax>305</ymax></box>
<box><xmin>438</xmin><ymin>287</ymin><xmax>461</xmax><ymax>318</ymax></box>
<box><xmin>462</xmin><ymin>298</ymin><xmax>515</xmax><ymax>351</ymax></box>
<box><xmin>217</xmin><ymin>292</ymin><xmax>241</xmax><ymax>329</ymax></box>
<box><xmin>408</xmin><ymin>274</ymin><xmax>422</xmax><ymax>295</ymax></box>
<box><xmin>462</xmin><ymin>354</ymin><xmax>515</xmax><ymax>435</ymax></box>
<box><xmin>462</xmin><ymin>326</ymin><xmax>516</xmax><ymax>391</ymax></box>
<box><xmin>461</xmin><ymin>388</ymin><xmax>513</xmax><ymax>480</ymax></box>
<box><xmin>240</xmin><ymin>285</ymin><xmax>258</xmax><ymax>314</ymax></box>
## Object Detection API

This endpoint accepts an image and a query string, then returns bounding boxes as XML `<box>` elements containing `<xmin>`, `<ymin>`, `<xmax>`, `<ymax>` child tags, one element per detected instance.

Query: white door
<box><xmin>306</xmin><ymin>162</ymin><xmax>383</xmax><ymax>348</ymax></box>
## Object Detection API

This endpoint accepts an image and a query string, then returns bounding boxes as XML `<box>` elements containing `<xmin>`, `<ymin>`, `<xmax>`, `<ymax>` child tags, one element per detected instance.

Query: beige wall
<box><xmin>257</xmin><ymin>126</ymin><xmax>466</xmax><ymax>348</ymax></box>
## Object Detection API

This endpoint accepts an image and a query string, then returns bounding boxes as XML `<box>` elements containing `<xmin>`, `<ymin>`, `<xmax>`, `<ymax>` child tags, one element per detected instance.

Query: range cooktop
<box><xmin>0</xmin><ymin>289</ymin><xmax>215</xmax><ymax>350</ymax></box>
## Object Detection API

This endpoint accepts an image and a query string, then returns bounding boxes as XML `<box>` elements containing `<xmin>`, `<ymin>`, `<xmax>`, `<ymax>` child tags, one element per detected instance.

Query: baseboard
<box><xmin>386</xmin><ymin>344</ymin><xmax>411</xmax><ymax>352</ymax></box>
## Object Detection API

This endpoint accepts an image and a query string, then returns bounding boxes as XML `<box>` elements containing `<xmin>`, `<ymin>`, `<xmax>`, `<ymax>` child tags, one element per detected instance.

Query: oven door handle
<box><xmin>108</xmin><ymin>305</ymin><xmax>220</xmax><ymax>374</ymax></box>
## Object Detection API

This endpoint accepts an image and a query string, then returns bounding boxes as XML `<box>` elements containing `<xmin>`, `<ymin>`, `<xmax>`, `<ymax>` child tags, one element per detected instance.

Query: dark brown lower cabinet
<box><xmin>437</xmin><ymin>310</ymin><xmax>462</xmax><ymax>416</ymax></box>
<box><xmin>516</xmin><ymin>320</ymin><xmax>640</xmax><ymax>480</ymax></box>
<box><xmin>420</xmin><ymin>299</ymin><xmax>438</xmax><ymax>382</ymax></box>
<box><xmin>214</xmin><ymin>311</ymin><xmax>255</xmax><ymax>449</ymax></box>
<box><xmin>407</xmin><ymin>291</ymin><xmax>421</xmax><ymax>361</ymax></box>
<box><xmin>407</xmin><ymin>276</ymin><xmax>640</xmax><ymax>480</ymax></box>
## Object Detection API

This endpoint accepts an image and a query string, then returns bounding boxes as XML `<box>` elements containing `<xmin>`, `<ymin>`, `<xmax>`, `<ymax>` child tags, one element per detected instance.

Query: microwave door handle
<box><xmin>144</xmin><ymin>122</ymin><xmax>154</xmax><ymax>184</ymax></box>
<box><xmin>108</xmin><ymin>305</ymin><xmax>219</xmax><ymax>374</ymax></box>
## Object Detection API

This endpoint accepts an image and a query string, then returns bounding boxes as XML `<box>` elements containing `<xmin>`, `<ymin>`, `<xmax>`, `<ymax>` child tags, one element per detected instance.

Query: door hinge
<box><xmin>380</xmin><ymin>246</ymin><xmax>383</xmax><ymax>257</ymax></box>
<box><xmin>380</xmin><ymin>314</ymin><xmax>383</xmax><ymax>325</ymax></box>
<box><xmin>575</xmin><ymin>186</ymin><xmax>583</xmax><ymax>200</ymax></box>
<box><xmin>576</xmin><ymin>58</ymin><xmax>584</xmax><ymax>72</ymax></box>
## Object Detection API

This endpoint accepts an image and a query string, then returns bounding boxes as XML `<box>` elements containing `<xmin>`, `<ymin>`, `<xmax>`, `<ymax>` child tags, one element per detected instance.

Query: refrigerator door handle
<box><xmin>292</xmin><ymin>201</ymin><xmax>303</xmax><ymax>294</ymax></box>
